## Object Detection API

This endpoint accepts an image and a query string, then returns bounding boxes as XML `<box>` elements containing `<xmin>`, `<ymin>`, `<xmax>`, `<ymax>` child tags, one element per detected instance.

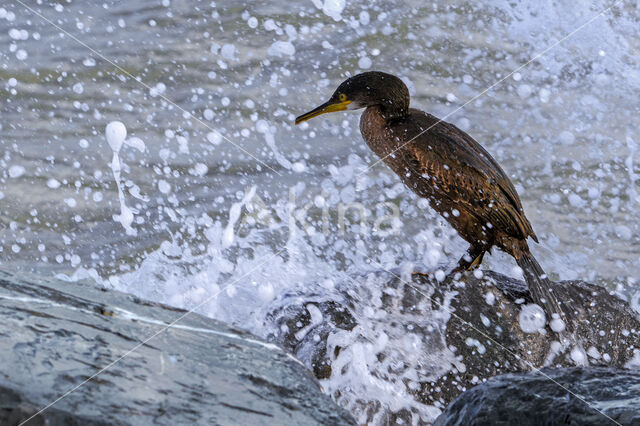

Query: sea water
<box><xmin>1</xmin><ymin>0</ymin><xmax>639</xmax><ymax>423</ymax></box>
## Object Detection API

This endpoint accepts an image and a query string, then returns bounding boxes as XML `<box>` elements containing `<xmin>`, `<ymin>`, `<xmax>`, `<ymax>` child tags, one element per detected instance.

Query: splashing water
<box><xmin>3</xmin><ymin>0</ymin><xmax>640</xmax><ymax>423</ymax></box>
<box><xmin>519</xmin><ymin>304</ymin><xmax>546</xmax><ymax>334</ymax></box>
<box><xmin>106</xmin><ymin>121</ymin><xmax>136</xmax><ymax>236</ymax></box>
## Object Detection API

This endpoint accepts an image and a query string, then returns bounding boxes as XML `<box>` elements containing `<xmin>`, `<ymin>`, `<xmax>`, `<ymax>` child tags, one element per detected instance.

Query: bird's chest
<box><xmin>360</xmin><ymin>108</ymin><xmax>439</xmax><ymax>199</ymax></box>
<box><xmin>360</xmin><ymin>107</ymin><xmax>408</xmax><ymax>169</ymax></box>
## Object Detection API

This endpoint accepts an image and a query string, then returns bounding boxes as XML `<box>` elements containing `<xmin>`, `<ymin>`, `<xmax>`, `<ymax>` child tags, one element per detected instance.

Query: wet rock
<box><xmin>0</xmin><ymin>269</ymin><xmax>355</xmax><ymax>426</ymax></box>
<box><xmin>270</xmin><ymin>270</ymin><xmax>640</xmax><ymax>424</ymax></box>
<box><xmin>433</xmin><ymin>367</ymin><xmax>640</xmax><ymax>425</ymax></box>
<box><xmin>424</xmin><ymin>271</ymin><xmax>640</xmax><ymax>404</ymax></box>
<box><xmin>268</xmin><ymin>300</ymin><xmax>357</xmax><ymax>380</ymax></box>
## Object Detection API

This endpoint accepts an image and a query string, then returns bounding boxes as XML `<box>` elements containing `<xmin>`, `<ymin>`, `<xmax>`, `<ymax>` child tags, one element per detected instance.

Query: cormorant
<box><xmin>295</xmin><ymin>71</ymin><xmax>572</xmax><ymax>332</ymax></box>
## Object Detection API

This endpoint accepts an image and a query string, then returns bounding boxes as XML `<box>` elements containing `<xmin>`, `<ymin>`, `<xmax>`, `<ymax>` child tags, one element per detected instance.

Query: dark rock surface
<box><xmin>269</xmin><ymin>270</ymin><xmax>640</xmax><ymax>424</ymax></box>
<box><xmin>433</xmin><ymin>367</ymin><xmax>640</xmax><ymax>425</ymax></box>
<box><xmin>0</xmin><ymin>269</ymin><xmax>355</xmax><ymax>426</ymax></box>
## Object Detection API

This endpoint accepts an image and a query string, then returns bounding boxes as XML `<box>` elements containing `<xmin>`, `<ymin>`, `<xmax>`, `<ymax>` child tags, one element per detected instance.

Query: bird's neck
<box><xmin>362</xmin><ymin>73</ymin><xmax>411</xmax><ymax>120</ymax></box>
<box><xmin>376</xmin><ymin>96</ymin><xmax>410</xmax><ymax>121</ymax></box>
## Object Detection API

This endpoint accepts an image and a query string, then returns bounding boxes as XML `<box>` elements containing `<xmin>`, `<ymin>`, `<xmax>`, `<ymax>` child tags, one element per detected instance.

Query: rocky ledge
<box><xmin>269</xmin><ymin>270</ymin><xmax>640</xmax><ymax>424</ymax></box>
<box><xmin>2</xmin><ymin>265</ymin><xmax>639</xmax><ymax>425</ymax></box>
<box><xmin>0</xmin><ymin>269</ymin><xmax>355</xmax><ymax>425</ymax></box>
<box><xmin>434</xmin><ymin>366</ymin><xmax>640</xmax><ymax>425</ymax></box>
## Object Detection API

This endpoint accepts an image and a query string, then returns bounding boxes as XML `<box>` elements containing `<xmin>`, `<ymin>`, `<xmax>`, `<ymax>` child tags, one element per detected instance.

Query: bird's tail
<box><xmin>516</xmin><ymin>249</ymin><xmax>574</xmax><ymax>335</ymax></box>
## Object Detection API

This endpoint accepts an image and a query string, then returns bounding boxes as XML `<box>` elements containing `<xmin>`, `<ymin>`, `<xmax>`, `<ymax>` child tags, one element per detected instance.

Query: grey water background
<box><xmin>1</xmin><ymin>0</ymin><xmax>639</xmax><ymax>289</ymax></box>
<box><xmin>2</xmin><ymin>0</ymin><xmax>640</xmax><ymax>423</ymax></box>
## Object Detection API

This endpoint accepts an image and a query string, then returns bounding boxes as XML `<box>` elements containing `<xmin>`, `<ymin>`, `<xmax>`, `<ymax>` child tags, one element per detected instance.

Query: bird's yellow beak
<box><xmin>295</xmin><ymin>100</ymin><xmax>352</xmax><ymax>124</ymax></box>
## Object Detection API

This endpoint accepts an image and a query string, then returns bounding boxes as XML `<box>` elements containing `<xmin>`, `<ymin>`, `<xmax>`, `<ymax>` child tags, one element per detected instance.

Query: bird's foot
<box><xmin>468</xmin><ymin>251</ymin><xmax>485</xmax><ymax>270</ymax></box>
<box><xmin>411</xmin><ymin>271</ymin><xmax>431</xmax><ymax>279</ymax></box>
<box><xmin>451</xmin><ymin>251</ymin><xmax>485</xmax><ymax>275</ymax></box>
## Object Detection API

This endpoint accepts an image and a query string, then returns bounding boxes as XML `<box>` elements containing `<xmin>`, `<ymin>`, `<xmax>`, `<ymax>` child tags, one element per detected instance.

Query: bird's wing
<box><xmin>398</xmin><ymin>111</ymin><xmax>537</xmax><ymax>241</ymax></box>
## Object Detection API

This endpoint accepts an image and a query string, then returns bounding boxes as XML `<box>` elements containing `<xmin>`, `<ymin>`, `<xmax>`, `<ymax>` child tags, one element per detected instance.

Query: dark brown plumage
<box><xmin>296</xmin><ymin>71</ymin><xmax>573</xmax><ymax>332</ymax></box>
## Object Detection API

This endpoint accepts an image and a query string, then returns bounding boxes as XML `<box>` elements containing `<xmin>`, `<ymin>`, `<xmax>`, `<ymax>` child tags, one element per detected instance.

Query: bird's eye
<box><xmin>338</xmin><ymin>93</ymin><xmax>347</xmax><ymax>102</ymax></box>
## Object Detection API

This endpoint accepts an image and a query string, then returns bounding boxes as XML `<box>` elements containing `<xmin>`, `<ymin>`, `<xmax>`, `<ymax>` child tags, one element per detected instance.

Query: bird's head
<box><xmin>295</xmin><ymin>71</ymin><xmax>409</xmax><ymax>124</ymax></box>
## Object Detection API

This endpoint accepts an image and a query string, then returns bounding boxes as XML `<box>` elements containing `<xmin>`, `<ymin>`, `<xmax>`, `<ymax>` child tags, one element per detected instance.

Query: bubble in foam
<box><xmin>222</xmin><ymin>186</ymin><xmax>256</xmax><ymax>249</ymax></box>
<box><xmin>358</xmin><ymin>57</ymin><xmax>372</xmax><ymax>69</ymax></box>
<box><xmin>115</xmin><ymin>203</ymin><xmax>135</xmax><ymax>233</ymax></box>
<box><xmin>47</xmin><ymin>178</ymin><xmax>61</xmax><ymax>189</ymax></box>
<box><xmin>570</xmin><ymin>346</ymin><xmax>587</xmax><ymax>365</ymax></box>
<box><xmin>125</xmin><ymin>137</ymin><xmax>146</xmax><ymax>152</ymax></box>
<box><xmin>519</xmin><ymin>304</ymin><xmax>546</xmax><ymax>333</ymax></box>
<box><xmin>149</xmin><ymin>82</ymin><xmax>166</xmax><ymax>97</ymax></box>
<box><xmin>221</xmin><ymin>44</ymin><xmax>235</xmax><ymax>60</ymax></box>
<box><xmin>320</xmin><ymin>0</ymin><xmax>346</xmax><ymax>21</ymax></box>
<box><xmin>549</xmin><ymin>314</ymin><xmax>566</xmax><ymax>333</ymax></box>
<box><xmin>8</xmin><ymin>165</ymin><xmax>25</xmax><ymax>178</ymax></box>
<box><xmin>485</xmin><ymin>291</ymin><xmax>495</xmax><ymax>306</ymax></box>
<box><xmin>256</xmin><ymin>120</ymin><xmax>269</xmax><ymax>134</ymax></box>
<box><xmin>191</xmin><ymin>163</ymin><xmax>208</xmax><ymax>176</ymax></box>
<box><xmin>267</xmin><ymin>41</ymin><xmax>295</xmax><ymax>57</ymax></box>
<box><xmin>292</xmin><ymin>162</ymin><xmax>306</xmax><ymax>173</ymax></box>
<box><xmin>559</xmin><ymin>130</ymin><xmax>575</xmax><ymax>145</ymax></box>
<box><xmin>258</xmin><ymin>283</ymin><xmax>275</xmax><ymax>303</ymax></box>
<box><xmin>516</xmin><ymin>84</ymin><xmax>532</xmax><ymax>98</ymax></box>
<box><xmin>158</xmin><ymin>180</ymin><xmax>171</xmax><ymax>194</ymax></box>
<box><xmin>587</xmin><ymin>346</ymin><xmax>601</xmax><ymax>360</ymax></box>
<box><xmin>8</xmin><ymin>28</ymin><xmax>24</xmax><ymax>40</ymax></box>
<box><xmin>105</xmin><ymin>121</ymin><xmax>138</xmax><ymax>236</ymax></box>
<box><xmin>106</xmin><ymin>121</ymin><xmax>127</xmax><ymax>152</ymax></box>
<box><xmin>207</xmin><ymin>131</ymin><xmax>222</xmax><ymax>145</ymax></box>
<box><xmin>359</xmin><ymin>11</ymin><xmax>370</xmax><ymax>25</ymax></box>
